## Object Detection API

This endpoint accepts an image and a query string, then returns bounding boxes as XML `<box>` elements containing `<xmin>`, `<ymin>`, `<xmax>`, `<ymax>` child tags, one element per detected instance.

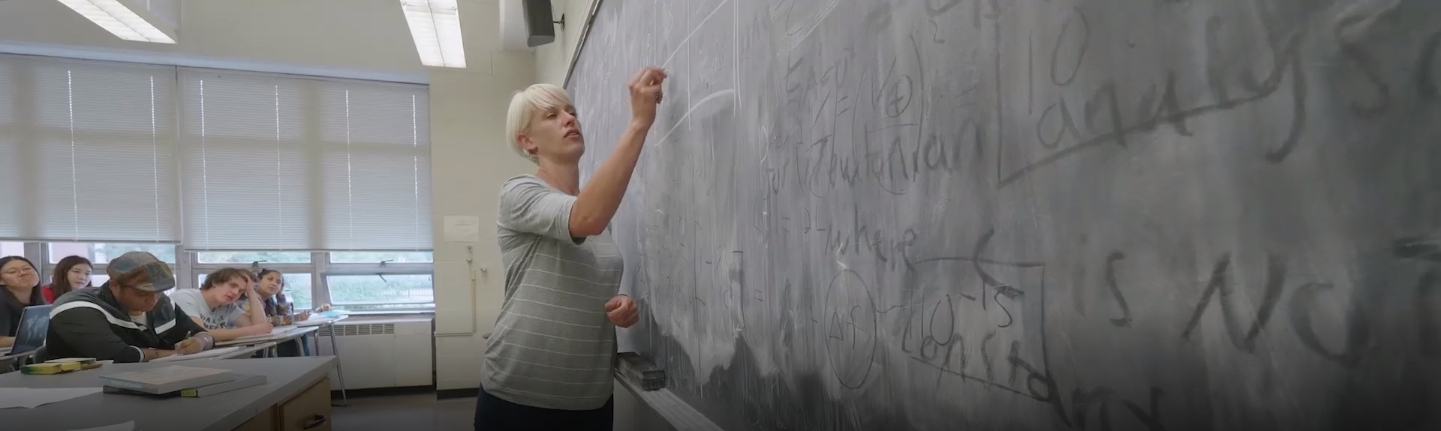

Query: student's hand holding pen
<box><xmin>175</xmin><ymin>330</ymin><xmax>209</xmax><ymax>355</ymax></box>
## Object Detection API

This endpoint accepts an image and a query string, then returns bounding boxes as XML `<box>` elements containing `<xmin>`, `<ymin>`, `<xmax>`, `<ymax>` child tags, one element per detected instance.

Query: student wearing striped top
<box><xmin>475</xmin><ymin>66</ymin><xmax>667</xmax><ymax>431</ymax></box>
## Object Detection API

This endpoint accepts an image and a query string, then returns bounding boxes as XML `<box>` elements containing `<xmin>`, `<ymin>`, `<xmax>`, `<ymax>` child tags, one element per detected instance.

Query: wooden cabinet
<box><xmin>279</xmin><ymin>378</ymin><xmax>332</xmax><ymax>431</ymax></box>
<box><xmin>229</xmin><ymin>377</ymin><xmax>332</xmax><ymax>431</ymax></box>
<box><xmin>233</xmin><ymin>407</ymin><xmax>276</xmax><ymax>431</ymax></box>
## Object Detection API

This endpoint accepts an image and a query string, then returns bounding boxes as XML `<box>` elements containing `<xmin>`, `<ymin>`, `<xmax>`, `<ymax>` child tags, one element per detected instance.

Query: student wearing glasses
<box><xmin>43</xmin><ymin>251</ymin><xmax>214</xmax><ymax>362</ymax></box>
<box><xmin>0</xmin><ymin>256</ymin><xmax>45</xmax><ymax>348</ymax></box>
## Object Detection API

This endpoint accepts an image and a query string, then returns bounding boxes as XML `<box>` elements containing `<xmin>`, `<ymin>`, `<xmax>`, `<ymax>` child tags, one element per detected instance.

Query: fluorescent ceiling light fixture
<box><xmin>55</xmin><ymin>0</ymin><xmax>176</xmax><ymax>44</ymax></box>
<box><xmin>400</xmin><ymin>0</ymin><xmax>466</xmax><ymax>68</ymax></box>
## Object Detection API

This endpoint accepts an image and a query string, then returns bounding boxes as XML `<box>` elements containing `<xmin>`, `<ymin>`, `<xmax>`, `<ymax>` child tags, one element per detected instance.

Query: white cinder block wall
<box><xmin>429</xmin><ymin>63</ymin><xmax>536</xmax><ymax>390</ymax></box>
<box><xmin>534</xmin><ymin>0</ymin><xmax>594</xmax><ymax>88</ymax></box>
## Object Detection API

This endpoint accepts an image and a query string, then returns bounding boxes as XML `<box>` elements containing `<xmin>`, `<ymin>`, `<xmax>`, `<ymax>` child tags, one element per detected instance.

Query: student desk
<box><xmin>216</xmin><ymin>326</ymin><xmax>319</xmax><ymax>358</ymax></box>
<box><xmin>158</xmin><ymin>342</ymin><xmax>279</xmax><ymax>363</ymax></box>
<box><xmin>0</xmin><ymin>349</ymin><xmax>36</xmax><ymax>374</ymax></box>
<box><xmin>214</xmin><ymin>319</ymin><xmax>350</xmax><ymax>406</ymax></box>
<box><xmin>0</xmin><ymin>356</ymin><xmax>336</xmax><ymax>431</ymax></box>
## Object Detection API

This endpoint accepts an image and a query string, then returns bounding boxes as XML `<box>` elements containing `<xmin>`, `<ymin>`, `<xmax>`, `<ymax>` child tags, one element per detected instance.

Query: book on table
<box><xmin>102</xmin><ymin>373</ymin><xmax>266</xmax><ymax>398</ymax></box>
<box><xmin>98</xmin><ymin>365</ymin><xmax>236</xmax><ymax>395</ymax></box>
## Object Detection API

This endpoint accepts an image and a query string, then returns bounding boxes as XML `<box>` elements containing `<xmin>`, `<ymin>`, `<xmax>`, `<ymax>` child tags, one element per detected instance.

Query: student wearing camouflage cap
<box><xmin>43</xmin><ymin>251</ymin><xmax>215</xmax><ymax>362</ymax></box>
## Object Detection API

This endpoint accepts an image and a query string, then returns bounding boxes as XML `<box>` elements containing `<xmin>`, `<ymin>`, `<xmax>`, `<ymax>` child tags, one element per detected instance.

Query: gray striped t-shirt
<box><xmin>481</xmin><ymin>174</ymin><xmax>622</xmax><ymax>411</ymax></box>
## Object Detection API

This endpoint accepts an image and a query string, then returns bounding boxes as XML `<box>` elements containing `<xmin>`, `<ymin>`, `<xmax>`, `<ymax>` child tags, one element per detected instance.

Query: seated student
<box><xmin>45</xmin><ymin>251</ymin><xmax>214</xmax><ymax>362</ymax></box>
<box><xmin>41</xmin><ymin>255</ymin><xmax>93</xmax><ymax>303</ymax></box>
<box><xmin>171</xmin><ymin>268</ymin><xmax>272</xmax><ymax>342</ymax></box>
<box><xmin>253</xmin><ymin>269</ymin><xmax>331</xmax><ymax>322</ymax></box>
<box><xmin>0</xmin><ymin>256</ymin><xmax>46</xmax><ymax>348</ymax></box>
<box><xmin>251</xmin><ymin>269</ymin><xmax>330</xmax><ymax>356</ymax></box>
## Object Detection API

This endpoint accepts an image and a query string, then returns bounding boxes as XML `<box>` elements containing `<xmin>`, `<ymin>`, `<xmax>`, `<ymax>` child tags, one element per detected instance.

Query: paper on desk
<box><xmin>0</xmin><ymin>387</ymin><xmax>102</xmax><ymax>409</ymax></box>
<box><xmin>67</xmin><ymin>420</ymin><xmax>134</xmax><ymax>431</ymax></box>
<box><xmin>235</xmin><ymin>326</ymin><xmax>303</xmax><ymax>340</ymax></box>
<box><xmin>150</xmin><ymin>346</ymin><xmax>242</xmax><ymax>362</ymax></box>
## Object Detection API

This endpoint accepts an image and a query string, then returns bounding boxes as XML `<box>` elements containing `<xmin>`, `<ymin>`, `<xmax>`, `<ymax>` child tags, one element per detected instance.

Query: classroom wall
<box><xmin>429</xmin><ymin>64</ymin><xmax>537</xmax><ymax>391</ymax></box>
<box><xmin>427</xmin><ymin>4</ymin><xmax>544</xmax><ymax>390</ymax></box>
<box><xmin>534</xmin><ymin>0</ymin><xmax>595</xmax><ymax>87</ymax></box>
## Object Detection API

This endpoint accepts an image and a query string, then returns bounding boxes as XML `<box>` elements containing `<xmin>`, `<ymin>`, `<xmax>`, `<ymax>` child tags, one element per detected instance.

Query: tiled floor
<box><xmin>330</xmin><ymin>384</ymin><xmax>655</xmax><ymax>431</ymax></box>
<box><xmin>331</xmin><ymin>392</ymin><xmax>476</xmax><ymax>431</ymax></box>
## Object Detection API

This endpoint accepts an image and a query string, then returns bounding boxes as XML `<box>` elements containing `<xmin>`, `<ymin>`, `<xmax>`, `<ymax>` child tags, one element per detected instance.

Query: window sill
<box><xmin>337</xmin><ymin>309</ymin><xmax>435</xmax><ymax>316</ymax></box>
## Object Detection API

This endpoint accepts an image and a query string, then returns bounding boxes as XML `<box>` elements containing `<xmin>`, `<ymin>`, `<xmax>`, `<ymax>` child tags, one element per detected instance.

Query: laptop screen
<box><xmin>11</xmin><ymin>304</ymin><xmax>52</xmax><ymax>354</ymax></box>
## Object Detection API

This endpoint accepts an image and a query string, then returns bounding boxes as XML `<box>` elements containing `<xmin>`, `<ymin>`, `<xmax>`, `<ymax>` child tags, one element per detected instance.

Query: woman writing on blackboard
<box><xmin>475</xmin><ymin>66</ymin><xmax>666</xmax><ymax>431</ymax></box>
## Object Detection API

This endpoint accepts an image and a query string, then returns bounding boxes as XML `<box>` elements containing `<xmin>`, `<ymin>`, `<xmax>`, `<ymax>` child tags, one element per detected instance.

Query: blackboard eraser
<box><xmin>617</xmin><ymin>351</ymin><xmax>665</xmax><ymax>391</ymax></box>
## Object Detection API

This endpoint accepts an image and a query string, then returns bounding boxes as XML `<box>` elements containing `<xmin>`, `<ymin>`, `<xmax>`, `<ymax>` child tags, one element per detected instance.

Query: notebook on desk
<box><xmin>215</xmin><ymin>326</ymin><xmax>305</xmax><ymax>346</ymax></box>
<box><xmin>150</xmin><ymin>346</ymin><xmax>242</xmax><ymax>362</ymax></box>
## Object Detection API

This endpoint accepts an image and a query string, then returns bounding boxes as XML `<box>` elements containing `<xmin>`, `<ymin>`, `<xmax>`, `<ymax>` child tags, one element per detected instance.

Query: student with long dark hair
<box><xmin>41</xmin><ymin>255</ymin><xmax>93</xmax><ymax>303</ymax></box>
<box><xmin>0</xmin><ymin>256</ymin><xmax>44</xmax><ymax>348</ymax></box>
<box><xmin>251</xmin><ymin>269</ymin><xmax>308</xmax><ymax>356</ymax></box>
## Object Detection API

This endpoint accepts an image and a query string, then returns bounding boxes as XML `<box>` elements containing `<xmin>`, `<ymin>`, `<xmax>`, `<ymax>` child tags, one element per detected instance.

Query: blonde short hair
<box><xmin>506</xmin><ymin>83</ymin><xmax>573</xmax><ymax>164</ymax></box>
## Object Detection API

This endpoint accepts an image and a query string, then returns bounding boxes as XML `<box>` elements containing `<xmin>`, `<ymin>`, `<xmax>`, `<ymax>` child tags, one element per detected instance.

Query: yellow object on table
<box><xmin>22</xmin><ymin>358</ymin><xmax>102</xmax><ymax>375</ymax></box>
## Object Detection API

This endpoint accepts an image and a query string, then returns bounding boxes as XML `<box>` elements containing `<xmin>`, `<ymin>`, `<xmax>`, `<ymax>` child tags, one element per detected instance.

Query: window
<box><xmin>0</xmin><ymin>56</ymin><xmax>433</xmax><ymax>312</ymax></box>
<box><xmin>0</xmin><ymin>241</ymin><xmax>22</xmax><ymax>257</ymax></box>
<box><xmin>325</xmin><ymin>274</ymin><xmax>433</xmax><ymax>311</ymax></box>
<box><xmin>10</xmin><ymin>244</ymin><xmax>431</xmax><ymax>311</ymax></box>
<box><xmin>279</xmin><ymin>273</ymin><xmax>314</xmax><ymax>311</ymax></box>
<box><xmin>195</xmin><ymin>271</ymin><xmax>313</xmax><ymax>311</ymax></box>
<box><xmin>197</xmin><ymin>251</ymin><xmax>310</xmax><ymax>264</ymax></box>
<box><xmin>189</xmin><ymin>250</ymin><xmax>431</xmax><ymax>312</ymax></box>
<box><xmin>0</xmin><ymin>54</ymin><xmax>181</xmax><ymax>243</ymax></box>
<box><xmin>329</xmin><ymin>251</ymin><xmax>432</xmax><ymax>263</ymax></box>
<box><xmin>177</xmin><ymin>68</ymin><xmax>431</xmax><ymax>252</ymax></box>
<box><xmin>48</xmin><ymin>242</ymin><xmax>177</xmax><ymax>264</ymax></box>
<box><xmin>41</xmin><ymin>242</ymin><xmax>176</xmax><ymax>288</ymax></box>
<box><xmin>322</xmin><ymin>251</ymin><xmax>433</xmax><ymax>311</ymax></box>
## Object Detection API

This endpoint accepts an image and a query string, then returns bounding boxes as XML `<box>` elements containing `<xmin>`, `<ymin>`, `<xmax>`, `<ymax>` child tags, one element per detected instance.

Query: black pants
<box><xmin>473</xmin><ymin>387</ymin><xmax>613</xmax><ymax>431</ymax></box>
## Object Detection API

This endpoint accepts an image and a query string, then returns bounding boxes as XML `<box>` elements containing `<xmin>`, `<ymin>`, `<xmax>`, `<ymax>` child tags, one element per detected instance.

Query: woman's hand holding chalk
<box><xmin>629</xmin><ymin>66</ymin><xmax>668</xmax><ymax>125</ymax></box>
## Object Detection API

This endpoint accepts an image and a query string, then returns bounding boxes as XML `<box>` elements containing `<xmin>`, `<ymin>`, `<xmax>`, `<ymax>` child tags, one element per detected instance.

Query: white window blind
<box><xmin>0</xmin><ymin>54</ymin><xmax>181</xmax><ymax>243</ymax></box>
<box><xmin>178</xmin><ymin>68</ymin><xmax>432</xmax><ymax>251</ymax></box>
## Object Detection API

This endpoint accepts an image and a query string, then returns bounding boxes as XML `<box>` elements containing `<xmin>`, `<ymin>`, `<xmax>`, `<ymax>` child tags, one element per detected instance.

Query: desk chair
<box><xmin>23</xmin><ymin>345</ymin><xmax>47</xmax><ymax>366</ymax></box>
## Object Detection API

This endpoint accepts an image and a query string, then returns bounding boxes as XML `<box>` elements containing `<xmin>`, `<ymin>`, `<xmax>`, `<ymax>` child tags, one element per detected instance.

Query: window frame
<box><xmin>319</xmin><ymin>255</ymin><xmax>435</xmax><ymax>312</ymax></box>
<box><xmin>36</xmin><ymin>243</ymin><xmax>179</xmax><ymax>291</ymax></box>
<box><xmin>4</xmin><ymin>243</ymin><xmax>434</xmax><ymax>313</ymax></box>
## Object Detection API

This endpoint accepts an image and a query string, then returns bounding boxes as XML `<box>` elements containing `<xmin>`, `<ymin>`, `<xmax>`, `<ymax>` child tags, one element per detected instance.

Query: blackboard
<box><xmin>566</xmin><ymin>0</ymin><xmax>1441</xmax><ymax>429</ymax></box>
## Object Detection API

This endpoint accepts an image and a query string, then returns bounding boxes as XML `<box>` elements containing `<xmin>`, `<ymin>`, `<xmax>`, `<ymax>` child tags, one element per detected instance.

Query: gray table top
<box><xmin>0</xmin><ymin>356</ymin><xmax>336</xmax><ymax>431</ymax></box>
